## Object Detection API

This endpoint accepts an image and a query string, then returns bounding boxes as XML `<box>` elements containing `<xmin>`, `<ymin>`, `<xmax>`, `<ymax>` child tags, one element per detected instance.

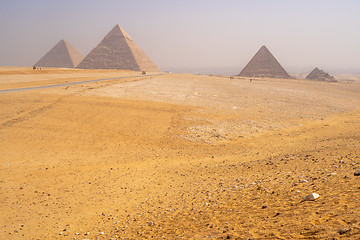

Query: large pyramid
<box><xmin>35</xmin><ymin>40</ymin><xmax>84</xmax><ymax>68</ymax></box>
<box><xmin>306</xmin><ymin>67</ymin><xmax>336</xmax><ymax>82</ymax></box>
<box><xmin>77</xmin><ymin>25</ymin><xmax>160</xmax><ymax>71</ymax></box>
<box><xmin>238</xmin><ymin>45</ymin><xmax>291</xmax><ymax>79</ymax></box>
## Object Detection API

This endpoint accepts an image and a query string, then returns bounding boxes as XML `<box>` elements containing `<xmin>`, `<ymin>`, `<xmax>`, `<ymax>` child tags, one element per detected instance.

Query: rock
<box><xmin>354</xmin><ymin>170</ymin><xmax>360</xmax><ymax>176</ymax></box>
<box><xmin>299</xmin><ymin>179</ymin><xmax>308</xmax><ymax>183</ymax></box>
<box><xmin>274</xmin><ymin>212</ymin><xmax>281</xmax><ymax>217</ymax></box>
<box><xmin>337</xmin><ymin>227</ymin><xmax>351</xmax><ymax>235</ymax></box>
<box><xmin>303</xmin><ymin>193</ymin><xmax>319</xmax><ymax>201</ymax></box>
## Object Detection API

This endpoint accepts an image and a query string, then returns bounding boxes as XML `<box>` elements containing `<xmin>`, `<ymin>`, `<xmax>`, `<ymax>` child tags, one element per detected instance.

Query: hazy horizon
<box><xmin>1</xmin><ymin>0</ymin><xmax>359</xmax><ymax>74</ymax></box>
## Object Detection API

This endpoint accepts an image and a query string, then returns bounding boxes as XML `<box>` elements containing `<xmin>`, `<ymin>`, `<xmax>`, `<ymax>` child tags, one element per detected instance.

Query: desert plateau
<box><xmin>0</xmin><ymin>67</ymin><xmax>360</xmax><ymax>239</ymax></box>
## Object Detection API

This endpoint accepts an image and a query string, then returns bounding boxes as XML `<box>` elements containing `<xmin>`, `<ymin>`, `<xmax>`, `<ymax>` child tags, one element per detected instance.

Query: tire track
<box><xmin>0</xmin><ymin>74</ymin><xmax>164</xmax><ymax>94</ymax></box>
<box><xmin>0</xmin><ymin>96</ymin><xmax>64</xmax><ymax>129</ymax></box>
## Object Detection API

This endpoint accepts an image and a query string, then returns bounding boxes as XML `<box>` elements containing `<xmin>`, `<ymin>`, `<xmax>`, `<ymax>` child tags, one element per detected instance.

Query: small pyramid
<box><xmin>77</xmin><ymin>25</ymin><xmax>160</xmax><ymax>71</ymax></box>
<box><xmin>238</xmin><ymin>45</ymin><xmax>291</xmax><ymax>79</ymax></box>
<box><xmin>35</xmin><ymin>40</ymin><xmax>84</xmax><ymax>68</ymax></box>
<box><xmin>306</xmin><ymin>67</ymin><xmax>336</xmax><ymax>82</ymax></box>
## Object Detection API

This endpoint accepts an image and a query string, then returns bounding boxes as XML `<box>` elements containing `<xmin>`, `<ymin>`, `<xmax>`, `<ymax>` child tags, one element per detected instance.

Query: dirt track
<box><xmin>1</xmin><ymin>68</ymin><xmax>360</xmax><ymax>239</ymax></box>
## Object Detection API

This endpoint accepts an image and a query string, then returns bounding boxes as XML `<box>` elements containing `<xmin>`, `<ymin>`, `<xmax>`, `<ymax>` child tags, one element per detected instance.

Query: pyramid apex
<box><xmin>61</xmin><ymin>39</ymin><xmax>69</xmax><ymax>45</ymax></box>
<box><xmin>107</xmin><ymin>24</ymin><xmax>132</xmax><ymax>40</ymax></box>
<box><xmin>259</xmin><ymin>45</ymin><xmax>270</xmax><ymax>52</ymax></box>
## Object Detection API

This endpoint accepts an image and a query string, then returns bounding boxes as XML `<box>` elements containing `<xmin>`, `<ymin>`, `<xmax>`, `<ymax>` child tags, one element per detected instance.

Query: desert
<box><xmin>1</xmin><ymin>67</ymin><xmax>360</xmax><ymax>239</ymax></box>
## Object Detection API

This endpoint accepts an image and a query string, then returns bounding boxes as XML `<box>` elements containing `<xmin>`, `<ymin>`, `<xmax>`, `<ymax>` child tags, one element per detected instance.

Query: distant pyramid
<box><xmin>35</xmin><ymin>40</ymin><xmax>84</xmax><ymax>68</ymax></box>
<box><xmin>306</xmin><ymin>67</ymin><xmax>336</xmax><ymax>82</ymax></box>
<box><xmin>238</xmin><ymin>45</ymin><xmax>291</xmax><ymax>79</ymax></box>
<box><xmin>77</xmin><ymin>25</ymin><xmax>160</xmax><ymax>71</ymax></box>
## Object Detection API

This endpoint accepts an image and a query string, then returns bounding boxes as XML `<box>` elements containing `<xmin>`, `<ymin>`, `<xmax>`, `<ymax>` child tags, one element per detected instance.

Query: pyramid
<box><xmin>35</xmin><ymin>40</ymin><xmax>84</xmax><ymax>68</ymax></box>
<box><xmin>238</xmin><ymin>45</ymin><xmax>291</xmax><ymax>79</ymax></box>
<box><xmin>306</xmin><ymin>67</ymin><xmax>336</xmax><ymax>82</ymax></box>
<box><xmin>77</xmin><ymin>25</ymin><xmax>160</xmax><ymax>71</ymax></box>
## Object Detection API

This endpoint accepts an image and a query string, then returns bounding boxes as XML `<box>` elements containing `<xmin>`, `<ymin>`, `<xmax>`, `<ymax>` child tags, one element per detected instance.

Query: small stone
<box><xmin>338</xmin><ymin>227</ymin><xmax>351</xmax><ymax>235</ymax></box>
<box><xmin>59</xmin><ymin>232</ymin><xmax>63</xmax><ymax>235</ymax></box>
<box><xmin>354</xmin><ymin>170</ymin><xmax>360</xmax><ymax>176</ymax></box>
<box><xmin>262</xmin><ymin>205</ymin><xmax>268</xmax><ymax>209</ymax></box>
<box><xmin>299</xmin><ymin>179</ymin><xmax>308</xmax><ymax>183</ymax></box>
<box><xmin>303</xmin><ymin>193</ymin><xmax>319</xmax><ymax>201</ymax></box>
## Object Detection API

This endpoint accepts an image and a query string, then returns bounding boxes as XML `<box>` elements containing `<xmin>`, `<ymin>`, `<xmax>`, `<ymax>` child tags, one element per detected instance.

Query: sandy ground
<box><xmin>0</xmin><ymin>68</ymin><xmax>360</xmax><ymax>239</ymax></box>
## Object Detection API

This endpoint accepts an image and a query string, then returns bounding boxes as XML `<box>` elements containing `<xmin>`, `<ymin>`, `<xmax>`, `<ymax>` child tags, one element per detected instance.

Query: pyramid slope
<box><xmin>35</xmin><ymin>40</ymin><xmax>84</xmax><ymax>68</ymax></box>
<box><xmin>77</xmin><ymin>25</ymin><xmax>160</xmax><ymax>71</ymax></box>
<box><xmin>306</xmin><ymin>67</ymin><xmax>336</xmax><ymax>82</ymax></box>
<box><xmin>238</xmin><ymin>45</ymin><xmax>290</xmax><ymax>79</ymax></box>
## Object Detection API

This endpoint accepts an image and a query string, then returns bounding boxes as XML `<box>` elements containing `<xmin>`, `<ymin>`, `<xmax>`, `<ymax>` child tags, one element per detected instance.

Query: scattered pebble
<box><xmin>303</xmin><ymin>193</ymin><xmax>319</xmax><ymax>201</ymax></box>
<box><xmin>338</xmin><ymin>227</ymin><xmax>351</xmax><ymax>235</ymax></box>
<box><xmin>299</xmin><ymin>179</ymin><xmax>308</xmax><ymax>183</ymax></box>
<box><xmin>354</xmin><ymin>170</ymin><xmax>360</xmax><ymax>176</ymax></box>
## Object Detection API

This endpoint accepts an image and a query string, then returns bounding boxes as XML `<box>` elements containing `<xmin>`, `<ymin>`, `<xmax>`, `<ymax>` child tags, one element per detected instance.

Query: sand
<box><xmin>0</xmin><ymin>67</ymin><xmax>360</xmax><ymax>239</ymax></box>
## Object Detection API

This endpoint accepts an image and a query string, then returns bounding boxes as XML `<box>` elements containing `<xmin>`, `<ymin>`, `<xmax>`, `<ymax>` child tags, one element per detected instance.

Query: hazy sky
<box><xmin>0</xmin><ymin>0</ymin><xmax>359</xmax><ymax>73</ymax></box>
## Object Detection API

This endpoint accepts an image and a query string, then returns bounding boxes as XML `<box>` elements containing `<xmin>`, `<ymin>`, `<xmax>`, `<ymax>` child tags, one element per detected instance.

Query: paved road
<box><xmin>0</xmin><ymin>73</ymin><xmax>163</xmax><ymax>94</ymax></box>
